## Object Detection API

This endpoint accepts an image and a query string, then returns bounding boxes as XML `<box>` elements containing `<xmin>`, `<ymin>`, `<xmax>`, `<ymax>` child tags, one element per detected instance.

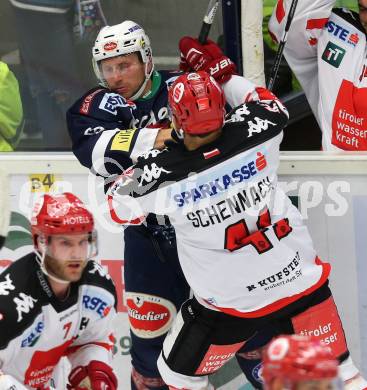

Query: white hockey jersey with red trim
<box><xmin>109</xmin><ymin>93</ymin><xmax>330</xmax><ymax>318</ymax></box>
<box><xmin>0</xmin><ymin>254</ymin><xmax>117</xmax><ymax>389</ymax></box>
<box><xmin>269</xmin><ymin>0</ymin><xmax>367</xmax><ymax>151</ymax></box>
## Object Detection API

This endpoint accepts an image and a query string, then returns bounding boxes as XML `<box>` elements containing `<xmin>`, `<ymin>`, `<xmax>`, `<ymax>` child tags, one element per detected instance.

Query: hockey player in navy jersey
<box><xmin>108</xmin><ymin>71</ymin><xmax>366</xmax><ymax>390</ymax></box>
<box><xmin>67</xmin><ymin>20</ymin><xmax>248</xmax><ymax>390</ymax></box>
<box><xmin>0</xmin><ymin>193</ymin><xmax>118</xmax><ymax>390</ymax></box>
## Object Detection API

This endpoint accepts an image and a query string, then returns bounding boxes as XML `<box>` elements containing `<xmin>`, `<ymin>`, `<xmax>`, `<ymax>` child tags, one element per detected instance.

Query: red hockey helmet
<box><xmin>168</xmin><ymin>71</ymin><xmax>225</xmax><ymax>135</ymax></box>
<box><xmin>262</xmin><ymin>335</ymin><xmax>338</xmax><ymax>386</ymax></box>
<box><xmin>31</xmin><ymin>193</ymin><xmax>94</xmax><ymax>246</ymax></box>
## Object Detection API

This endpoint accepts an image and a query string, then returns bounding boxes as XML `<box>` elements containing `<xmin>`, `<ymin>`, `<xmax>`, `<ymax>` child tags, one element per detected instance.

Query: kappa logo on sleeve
<box><xmin>110</xmin><ymin>129</ymin><xmax>136</xmax><ymax>152</ymax></box>
<box><xmin>14</xmin><ymin>293</ymin><xmax>38</xmax><ymax>322</ymax></box>
<box><xmin>0</xmin><ymin>274</ymin><xmax>15</xmax><ymax>295</ymax></box>
<box><xmin>88</xmin><ymin>261</ymin><xmax>111</xmax><ymax>280</ymax></box>
<box><xmin>126</xmin><ymin>293</ymin><xmax>176</xmax><ymax>338</ymax></box>
<box><xmin>322</xmin><ymin>42</ymin><xmax>346</xmax><ymax>68</ymax></box>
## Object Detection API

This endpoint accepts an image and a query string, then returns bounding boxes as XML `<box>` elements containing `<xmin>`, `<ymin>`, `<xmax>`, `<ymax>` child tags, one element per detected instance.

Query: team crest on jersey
<box><xmin>126</xmin><ymin>293</ymin><xmax>177</xmax><ymax>338</ymax></box>
<box><xmin>322</xmin><ymin>42</ymin><xmax>346</xmax><ymax>68</ymax></box>
<box><xmin>99</xmin><ymin>93</ymin><xmax>136</xmax><ymax>116</ymax></box>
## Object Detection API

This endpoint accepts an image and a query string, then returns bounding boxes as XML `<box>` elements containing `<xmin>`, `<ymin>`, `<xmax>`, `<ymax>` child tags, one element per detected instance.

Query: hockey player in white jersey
<box><xmin>269</xmin><ymin>0</ymin><xmax>367</xmax><ymax>151</ymax></box>
<box><xmin>0</xmin><ymin>192</ymin><xmax>118</xmax><ymax>390</ymax></box>
<box><xmin>108</xmin><ymin>71</ymin><xmax>366</xmax><ymax>390</ymax></box>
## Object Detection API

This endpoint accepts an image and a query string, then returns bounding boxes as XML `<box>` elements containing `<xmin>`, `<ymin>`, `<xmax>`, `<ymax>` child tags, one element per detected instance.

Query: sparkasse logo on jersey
<box><xmin>322</xmin><ymin>41</ymin><xmax>346</xmax><ymax>68</ymax></box>
<box><xmin>325</xmin><ymin>20</ymin><xmax>360</xmax><ymax>47</ymax></box>
<box><xmin>173</xmin><ymin>152</ymin><xmax>267</xmax><ymax>207</ymax></box>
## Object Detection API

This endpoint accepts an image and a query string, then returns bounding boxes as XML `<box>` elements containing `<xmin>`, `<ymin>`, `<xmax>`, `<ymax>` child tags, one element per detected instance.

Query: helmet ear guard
<box><xmin>92</xmin><ymin>20</ymin><xmax>154</xmax><ymax>99</ymax></box>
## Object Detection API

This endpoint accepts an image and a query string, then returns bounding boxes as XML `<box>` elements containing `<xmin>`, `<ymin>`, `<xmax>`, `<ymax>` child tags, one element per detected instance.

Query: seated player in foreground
<box><xmin>0</xmin><ymin>193</ymin><xmax>118</xmax><ymax>390</ymax></box>
<box><xmin>108</xmin><ymin>72</ymin><xmax>366</xmax><ymax>389</ymax></box>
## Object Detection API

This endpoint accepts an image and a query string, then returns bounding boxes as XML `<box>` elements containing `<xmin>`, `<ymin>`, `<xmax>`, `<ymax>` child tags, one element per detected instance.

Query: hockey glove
<box><xmin>179</xmin><ymin>36</ymin><xmax>237</xmax><ymax>83</ymax></box>
<box><xmin>67</xmin><ymin>360</ymin><xmax>117</xmax><ymax>390</ymax></box>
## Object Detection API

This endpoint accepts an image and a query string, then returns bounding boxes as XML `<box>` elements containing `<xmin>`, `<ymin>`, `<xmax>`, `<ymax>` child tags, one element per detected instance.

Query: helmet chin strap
<box><xmin>129</xmin><ymin>75</ymin><xmax>151</xmax><ymax>101</ymax></box>
<box><xmin>34</xmin><ymin>249</ymin><xmax>70</xmax><ymax>285</ymax></box>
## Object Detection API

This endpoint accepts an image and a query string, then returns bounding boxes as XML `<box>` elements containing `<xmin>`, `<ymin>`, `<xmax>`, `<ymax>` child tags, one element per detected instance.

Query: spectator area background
<box><xmin>0</xmin><ymin>0</ymin><xmax>359</xmax><ymax>151</ymax></box>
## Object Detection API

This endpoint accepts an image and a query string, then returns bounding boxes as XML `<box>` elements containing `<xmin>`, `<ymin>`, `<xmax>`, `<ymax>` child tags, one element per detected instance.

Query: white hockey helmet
<box><xmin>92</xmin><ymin>20</ymin><xmax>154</xmax><ymax>100</ymax></box>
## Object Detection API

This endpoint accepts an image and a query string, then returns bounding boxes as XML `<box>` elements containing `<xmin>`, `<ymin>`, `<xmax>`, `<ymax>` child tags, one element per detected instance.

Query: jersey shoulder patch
<box><xmin>75</xmin><ymin>87</ymin><xmax>136</xmax><ymax>121</ymax></box>
<box><xmin>80</xmin><ymin>261</ymin><xmax>117</xmax><ymax>308</ymax></box>
<box><xmin>332</xmin><ymin>8</ymin><xmax>365</xmax><ymax>34</ymax></box>
<box><xmin>77</xmin><ymin>87</ymin><xmax>107</xmax><ymax>115</ymax></box>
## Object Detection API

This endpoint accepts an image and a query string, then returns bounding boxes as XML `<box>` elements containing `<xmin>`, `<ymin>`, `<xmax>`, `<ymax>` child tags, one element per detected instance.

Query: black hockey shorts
<box><xmin>161</xmin><ymin>281</ymin><xmax>349</xmax><ymax>377</ymax></box>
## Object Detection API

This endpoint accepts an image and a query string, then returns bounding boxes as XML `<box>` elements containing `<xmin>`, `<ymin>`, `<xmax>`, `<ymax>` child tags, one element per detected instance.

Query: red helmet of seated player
<box><xmin>168</xmin><ymin>71</ymin><xmax>226</xmax><ymax>135</ymax></box>
<box><xmin>31</xmin><ymin>192</ymin><xmax>94</xmax><ymax>239</ymax></box>
<box><xmin>31</xmin><ymin>193</ymin><xmax>97</xmax><ymax>265</ymax></box>
<box><xmin>262</xmin><ymin>335</ymin><xmax>339</xmax><ymax>390</ymax></box>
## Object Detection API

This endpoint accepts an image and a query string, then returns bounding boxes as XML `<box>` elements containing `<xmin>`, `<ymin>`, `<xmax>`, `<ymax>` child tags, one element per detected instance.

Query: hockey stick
<box><xmin>199</xmin><ymin>0</ymin><xmax>220</xmax><ymax>44</ymax></box>
<box><xmin>267</xmin><ymin>0</ymin><xmax>298</xmax><ymax>91</ymax></box>
<box><xmin>0</xmin><ymin>169</ymin><xmax>10</xmax><ymax>251</ymax></box>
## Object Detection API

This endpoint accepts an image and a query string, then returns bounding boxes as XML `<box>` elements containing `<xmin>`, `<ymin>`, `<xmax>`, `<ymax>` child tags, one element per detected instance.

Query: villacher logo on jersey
<box><xmin>173</xmin><ymin>152</ymin><xmax>267</xmax><ymax>207</ymax></box>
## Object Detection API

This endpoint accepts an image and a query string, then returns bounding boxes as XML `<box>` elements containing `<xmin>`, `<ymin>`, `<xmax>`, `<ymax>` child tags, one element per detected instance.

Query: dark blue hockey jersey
<box><xmin>67</xmin><ymin>70</ymin><xmax>182</xmax><ymax>178</ymax></box>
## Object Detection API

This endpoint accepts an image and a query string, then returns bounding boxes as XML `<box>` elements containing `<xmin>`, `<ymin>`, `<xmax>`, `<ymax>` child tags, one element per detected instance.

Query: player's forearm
<box><xmin>221</xmin><ymin>75</ymin><xmax>257</xmax><ymax>107</ymax></box>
